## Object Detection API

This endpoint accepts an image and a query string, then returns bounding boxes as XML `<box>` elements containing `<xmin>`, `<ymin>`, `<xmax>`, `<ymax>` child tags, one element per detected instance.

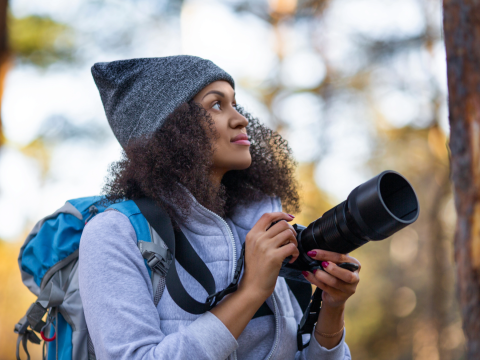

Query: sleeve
<box><xmin>302</xmin><ymin>330</ymin><xmax>352</xmax><ymax>360</ymax></box>
<box><xmin>78</xmin><ymin>210</ymin><xmax>238</xmax><ymax>360</ymax></box>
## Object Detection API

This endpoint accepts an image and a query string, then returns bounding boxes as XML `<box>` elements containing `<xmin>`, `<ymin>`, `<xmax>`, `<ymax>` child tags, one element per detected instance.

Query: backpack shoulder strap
<box><xmin>107</xmin><ymin>200</ymin><xmax>168</xmax><ymax>304</ymax></box>
<box><xmin>107</xmin><ymin>200</ymin><xmax>151</xmax><ymax>247</ymax></box>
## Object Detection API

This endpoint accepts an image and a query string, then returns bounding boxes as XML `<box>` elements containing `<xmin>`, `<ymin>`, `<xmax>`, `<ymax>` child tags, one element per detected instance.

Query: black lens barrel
<box><xmin>300</xmin><ymin>170</ymin><xmax>419</xmax><ymax>254</ymax></box>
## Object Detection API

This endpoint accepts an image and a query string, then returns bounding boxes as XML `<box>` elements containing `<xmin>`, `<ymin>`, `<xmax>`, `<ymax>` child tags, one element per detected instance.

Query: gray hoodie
<box><xmin>78</xmin><ymin>192</ymin><xmax>352</xmax><ymax>360</ymax></box>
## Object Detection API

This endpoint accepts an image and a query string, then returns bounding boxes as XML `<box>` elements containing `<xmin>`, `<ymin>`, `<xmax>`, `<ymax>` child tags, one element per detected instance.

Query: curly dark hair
<box><xmin>103</xmin><ymin>100</ymin><xmax>300</xmax><ymax>224</ymax></box>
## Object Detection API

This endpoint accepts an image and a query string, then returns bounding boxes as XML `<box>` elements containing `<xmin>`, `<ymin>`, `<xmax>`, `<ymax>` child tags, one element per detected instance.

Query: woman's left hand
<box><xmin>302</xmin><ymin>249</ymin><xmax>361</xmax><ymax>308</ymax></box>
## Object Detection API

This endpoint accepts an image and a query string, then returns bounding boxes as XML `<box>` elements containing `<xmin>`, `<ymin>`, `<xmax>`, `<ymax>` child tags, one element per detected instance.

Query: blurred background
<box><xmin>0</xmin><ymin>0</ymin><xmax>460</xmax><ymax>359</ymax></box>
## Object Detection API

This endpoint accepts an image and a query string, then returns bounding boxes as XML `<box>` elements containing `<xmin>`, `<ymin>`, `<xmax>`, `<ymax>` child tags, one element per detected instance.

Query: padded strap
<box><xmin>153</xmin><ymin>277</ymin><xmax>166</xmax><ymax>307</ymax></box>
<box><xmin>148</xmin><ymin>224</ymin><xmax>169</xmax><ymax>305</ymax></box>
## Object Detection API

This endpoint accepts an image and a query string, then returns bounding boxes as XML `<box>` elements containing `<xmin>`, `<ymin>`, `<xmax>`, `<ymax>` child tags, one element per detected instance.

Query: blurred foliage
<box><xmin>0</xmin><ymin>239</ymin><xmax>40</xmax><ymax>359</ymax></box>
<box><xmin>18</xmin><ymin>115</ymin><xmax>110</xmax><ymax>177</ymax></box>
<box><xmin>294</xmin><ymin>162</ymin><xmax>333</xmax><ymax>225</ymax></box>
<box><xmin>8</xmin><ymin>12</ymin><xmax>76</xmax><ymax>67</ymax></box>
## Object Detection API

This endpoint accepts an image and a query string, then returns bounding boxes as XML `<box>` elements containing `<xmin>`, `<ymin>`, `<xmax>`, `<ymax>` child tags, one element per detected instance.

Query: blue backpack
<box><xmin>14</xmin><ymin>196</ymin><xmax>172</xmax><ymax>360</ymax></box>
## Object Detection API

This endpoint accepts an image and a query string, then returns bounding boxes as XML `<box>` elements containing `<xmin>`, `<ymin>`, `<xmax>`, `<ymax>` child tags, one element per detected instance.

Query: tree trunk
<box><xmin>0</xmin><ymin>0</ymin><xmax>9</xmax><ymax>148</ymax></box>
<box><xmin>443</xmin><ymin>0</ymin><xmax>480</xmax><ymax>357</ymax></box>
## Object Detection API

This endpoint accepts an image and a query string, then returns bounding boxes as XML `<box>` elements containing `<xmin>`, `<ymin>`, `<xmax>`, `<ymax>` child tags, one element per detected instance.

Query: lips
<box><xmin>231</xmin><ymin>133</ymin><xmax>251</xmax><ymax>145</ymax></box>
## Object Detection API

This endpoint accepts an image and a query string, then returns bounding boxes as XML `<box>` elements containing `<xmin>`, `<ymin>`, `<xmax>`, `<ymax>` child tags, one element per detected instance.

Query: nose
<box><xmin>229</xmin><ymin>107</ymin><xmax>249</xmax><ymax>129</ymax></box>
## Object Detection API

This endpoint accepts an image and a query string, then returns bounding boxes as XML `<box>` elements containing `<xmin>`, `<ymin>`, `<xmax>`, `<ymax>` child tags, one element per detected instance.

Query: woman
<box><xmin>79</xmin><ymin>55</ymin><xmax>359</xmax><ymax>359</ymax></box>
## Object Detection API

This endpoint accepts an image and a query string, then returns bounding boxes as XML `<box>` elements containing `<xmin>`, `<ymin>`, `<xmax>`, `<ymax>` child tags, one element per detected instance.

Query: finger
<box><xmin>255</xmin><ymin>212</ymin><xmax>295</xmax><ymax>232</ymax></box>
<box><xmin>276</xmin><ymin>243</ymin><xmax>299</xmax><ymax>263</ymax></box>
<box><xmin>266</xmin><ymin>219</ymin><xmax>297</xmax><ymax>238</ymax></box>
<box><xmin>306</xmin><ymin>249</ymin><xmax>361</xmax><ymax>267</ymax></box>
<box><xmin>321</xmin><ymin>261</ymin><xmax>360</xmax><ymax>284</ymax></box>
<box><xmin>313</xmin><ymin>268</ymin><xmax>357</xmax><ymax>294</ymax></box>
<box><xmin>302</xmin><ymin>272</ymin><xmax>344</xmax><ymax>298</ymax></box>
<box><xmin>269</xmin><ymin>228</ymin><xmax>298</xmax><ymax>249</ymax></box>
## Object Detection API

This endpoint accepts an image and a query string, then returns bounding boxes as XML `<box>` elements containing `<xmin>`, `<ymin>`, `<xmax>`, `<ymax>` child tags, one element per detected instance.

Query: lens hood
<box><xmin>346</xmin><ymin>170</ymin><xmax>419</xmax><ymax>240</ymax></box>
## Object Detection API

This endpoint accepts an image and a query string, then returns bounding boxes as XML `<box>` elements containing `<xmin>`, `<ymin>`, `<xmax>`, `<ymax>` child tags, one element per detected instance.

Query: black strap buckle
<box><xmin>206</xmin><ymin>293</ymin><xmax>219</xmax><ymax>307</ymax></box>
<box><xmin>205</xmin><ymin>284</ymin><xmax>239</xmax><ymax>307</ymax></box>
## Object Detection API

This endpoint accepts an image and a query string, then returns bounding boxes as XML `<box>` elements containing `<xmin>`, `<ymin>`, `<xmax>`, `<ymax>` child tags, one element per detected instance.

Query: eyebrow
<box><xmin>202</xmin><ymin>90</ymin><xmax>236</xmax><ymax>100</ymax></box>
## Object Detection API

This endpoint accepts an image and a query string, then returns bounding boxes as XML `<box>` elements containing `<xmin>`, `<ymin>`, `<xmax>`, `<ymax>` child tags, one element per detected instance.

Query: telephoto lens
<box><xmin>279</xmin><ymin>170</ymin><xmax>420</xmax><ymax>282</ymax></box>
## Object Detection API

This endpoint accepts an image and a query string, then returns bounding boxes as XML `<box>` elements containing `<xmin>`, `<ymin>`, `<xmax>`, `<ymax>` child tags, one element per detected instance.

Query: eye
<box><xmin>212</xmin><ymin>101</ymin><xmax>221</xmax><ymax>110</ymax></box>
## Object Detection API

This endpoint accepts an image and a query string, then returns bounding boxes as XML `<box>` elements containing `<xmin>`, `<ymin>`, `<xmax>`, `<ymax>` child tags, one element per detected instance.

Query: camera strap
<box><xmin>296</xmin><ymin>287</ymin><xmax>323</xmax><ymax>351</ymax></box>
<box><xmin>134</xmin><ymin>198</ymin><xmax>245</xmax><ymax>314</ymax></box>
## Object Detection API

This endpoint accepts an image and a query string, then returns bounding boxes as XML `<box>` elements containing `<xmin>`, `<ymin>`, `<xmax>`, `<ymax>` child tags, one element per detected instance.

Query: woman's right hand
<box><xmin>239</xmin><ymin>212</ymin><xmax>299</xmax><ymax>300</ymax></box>
<box><xmin>210</xmin><ymin>212</ymin><xmax>298</xmax><ymax>339</ymax></box>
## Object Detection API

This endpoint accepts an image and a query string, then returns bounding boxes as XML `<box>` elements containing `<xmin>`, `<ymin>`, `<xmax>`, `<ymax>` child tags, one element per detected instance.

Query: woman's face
<box><xmin>193</xmin><ymin>80</ymin><xmax>252</xmax><ymax>180</ymax></box>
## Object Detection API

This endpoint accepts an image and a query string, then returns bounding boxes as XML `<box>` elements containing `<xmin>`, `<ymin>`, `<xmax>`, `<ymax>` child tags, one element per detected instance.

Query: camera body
<box><xmin>278</xmin><ymin>170</ymin><xmax>420</xmax><ymax>283</ymax></box>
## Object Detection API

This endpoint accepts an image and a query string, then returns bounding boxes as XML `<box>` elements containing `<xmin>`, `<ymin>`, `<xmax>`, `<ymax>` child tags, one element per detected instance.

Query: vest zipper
<box><xmin>184</xmin><ymin>194</ymin><xmax>239</xmax><ymax>360</ymax></box>
<box><xmin>183</xmin><ymin>194</ymin><xmax>238</xmax><ymax>280</ymax></box>
<box><xmin>265</xmin><ymin>292</ymin><xmax>280</xmax><ymax>360</ymax></box>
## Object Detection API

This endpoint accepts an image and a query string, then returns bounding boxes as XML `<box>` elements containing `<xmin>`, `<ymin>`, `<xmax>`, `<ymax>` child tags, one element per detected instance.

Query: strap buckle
<box><xmin>205</xmin><ymin>286</ymin><xmax>238</xmax><ymax>307</ymax></box>
<box><xmin>147</xmin><ymin>253</ymin><xmax>170</xmax><ymax>277</ymax></box>
<box><xmin>206</xmin><ymin>293</ymin><xmax>219</xmax><ymax>307</ymax></box>
<box><xmin>14</xmin><ymin>316</ymin><xmax>29</xmax><ymax>335</ymax></box>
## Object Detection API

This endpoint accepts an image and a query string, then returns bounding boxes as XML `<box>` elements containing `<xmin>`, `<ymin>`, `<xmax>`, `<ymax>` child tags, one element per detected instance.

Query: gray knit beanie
<box><xmin>91</xmin><ymin>55</ymin><xmax>235</xmax><ymax>148</ymax></box>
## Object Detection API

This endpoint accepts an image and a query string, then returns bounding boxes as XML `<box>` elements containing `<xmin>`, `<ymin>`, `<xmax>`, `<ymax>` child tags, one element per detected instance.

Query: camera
<box><xmin>278</xmin><ymin>170</ymin><xmax>419</xmax><ymax>282</ymax></box>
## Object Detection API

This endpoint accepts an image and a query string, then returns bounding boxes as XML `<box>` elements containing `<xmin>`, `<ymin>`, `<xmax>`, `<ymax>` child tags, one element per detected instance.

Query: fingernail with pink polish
<box><xmin>321</xmin><ymin>261</ymin><xmax>329</xmax><ymax>268</ymax></box>
<box><xmin>307</xmin><ymin>251</ymin><xmax>317</xmax><ymax>257</ymax></box>
<box><xmin>287</xmin><ymin>214</ymin><xmax>295</xmax><ymax>218</ymax></box>
<box><xmin>302</xmin><ymin>271</ymin><xmax>309</xmax><ymax>277</ymax></box>
<box><xmin>313</xmin><ymin>269</ymin><xmax>318</xmax><ymax>274</ymax></box>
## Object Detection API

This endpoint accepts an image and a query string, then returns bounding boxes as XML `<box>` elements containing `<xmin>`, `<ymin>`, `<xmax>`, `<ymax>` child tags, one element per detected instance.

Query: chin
<box><xmin>233</xmin><ymin>157</ymin><xmax>252</xmax><ymax>171</ymax></box>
